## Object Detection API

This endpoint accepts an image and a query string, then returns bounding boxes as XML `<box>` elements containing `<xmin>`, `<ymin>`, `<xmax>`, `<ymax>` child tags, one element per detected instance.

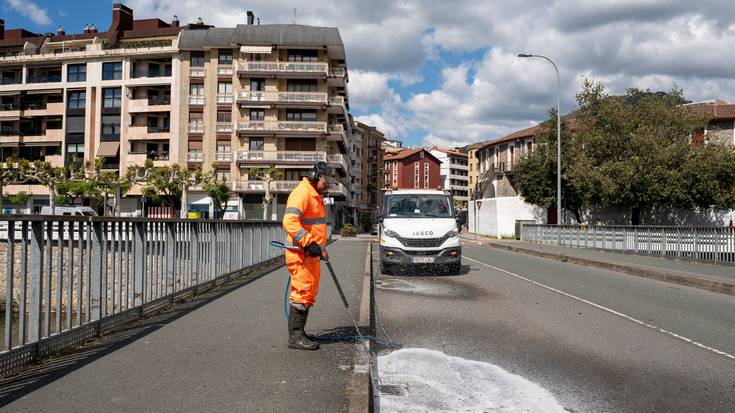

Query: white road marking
<box><xmin>463</xmin><ymin>254</ymin><xmax>735</xmax><ymax>361</ymax></box>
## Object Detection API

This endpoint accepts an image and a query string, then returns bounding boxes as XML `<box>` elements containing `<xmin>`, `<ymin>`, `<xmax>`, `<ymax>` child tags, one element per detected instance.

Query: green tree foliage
<box><xmin>359</xmin><ymin>212</ymin><xmax>373</xmax><ymax>232</ymax></box>
<box><xmin>203</xmin><ymin>178</ymin><xmax>231</xmax><ymax>219</ymax></box>
<box><xmin>248</xmin><ymin>166</ymin><xmax>283</xmax><ymax>220</ymax></box>
<box><xmin>514</xmin><ymin>79</ymin><xmax>735</xmax><ymax>225</ymax></box>
<box><xmin>127</xmin><ymin>161</ymin><xmax>214</xmax><ymax>217</ymax></box>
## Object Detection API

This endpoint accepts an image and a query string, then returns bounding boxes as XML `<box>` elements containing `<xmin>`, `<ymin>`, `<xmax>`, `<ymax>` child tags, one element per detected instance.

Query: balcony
<box><xmin>188</xmin><ymin>123</ymin><xmax>204</xmax><ymax>134</ymax></box>
<box><xmin>328</xmin><ymin>183</ymin><xmax>350</xmax><ymax>199</ymax></box>
<box><xmin>216</xmin><ymin>94</ymin><xmax>233</xmax><ymax>105</ymax></box>
<box><xmin>131</xmin><ymin>68</ymin><xmax>172</xmax><ymax>79</ymax></box>
<box><xmin>45</xmin><ymin>154</ymin><xmax>64</xmax><ymax>168</ymax></box>
<box><xmin>27</xmin><ymin>74</ymin><xmax>62</xmax><ymax>84</ymax></box>
<box><xmin>0</xmin><ymin>103</ymin><xmax>21</xmax><ymax>117</ymax></box>
<box><xmin>450</xmin><ymin>162</ymin><xmax>469</xmax><ymax>171</ymax></box>
<box><xmin>236</xmin><ymin>91</ymin><xmax>328</xmax><ymax>108</ymax></box>
<box><xmin>189</xmin><ymin>95</ymin><xmax>205</xmax><ymax>105</ymax></box>
<box><xmin>22</xmin><ymin>128</ymin><xmax>63</xmax><ymax>144</ymax></box>
<box><xmin>127</xmin><ymin>152</ymin><xmax>170</xmax><ymax>167</ymax></box>
<box><xmin>215</xmin><ymin>151</ymin><xmax>233</xmax><ymax>162</ymax></box>
<box><xmin>216</xmin><ymin>122</ymin><xmax>233</xmax><ymax>133</ymax></box>
<box><xmin>189</xmin><ymin>67</ymin><xmax>205</xmax><ymax>78</ymax></box>
<box><xmin>128</xmin><ymin>96</ymin><xmax>171</xmax><ymax>113</ymax></box>
<box><xmin>327</xmin><ymin>96</ymin><xmax>346</xmax><ymax>114</ymax></box>
<box><xmin>217</xmin><ymin>66</ymin><xmax>234</xmax><ymax>76</ymax></box>
<box><xmin>328</xmin><ymin>67</ymin><xmax>346</xmax><ymax>87</ymax></box>
<box><xmin>187</xmin><ymin>151</ymin><xmax>204</xmax><ymax>162</ymax></box>
<box><xmin>127</xmin><ymin>125</ymin><xmax>170</xmax><ymax>140</ymax></box>
<box><xmin>236</xmin><ymin>150</ymin><xmax>327</xmax><ymax>164</ymax></box>
<box><xmin>235</xmin><ymin>180</ymin><xmax>301</xmax><ymax>193</ymax></box>
<box><xmin>328</xmin><ymin>124</ymin><xmax>348</xmax><ymax>146</ymax></box>
<box><xmin>327</xmin><ymin>154</ymin><xmax>349</xmax><ymax>172</ymax></box>
<box><xmin>236</xmin><ymin>61</ymin><xmax>329</xmax><ymax>78</ymax></box>
<box><xmin>22</xmin><ymin>102</ymin><xmax>64</xmax><ymax>117</ymax></box>
<box><xmin>236</xmin><ymin>120</ymin><xmax>327</xmax><ymax>135</ymax></box>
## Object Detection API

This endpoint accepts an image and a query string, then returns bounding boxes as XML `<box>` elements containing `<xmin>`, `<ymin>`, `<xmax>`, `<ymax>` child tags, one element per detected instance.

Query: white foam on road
<box><xmin>377</xmin><ymin>348</ymin><xmax>567</xmax><ymax>413</ymax></box>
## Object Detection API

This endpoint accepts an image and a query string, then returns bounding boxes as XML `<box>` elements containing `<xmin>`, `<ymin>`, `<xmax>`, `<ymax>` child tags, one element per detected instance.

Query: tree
<box><xmin>248</xmin><ymin>166</ymin><xmax>283</xmax><ymax>220</ymax></box>
<box><xmin>0</xmin><ymin>158</ymin><xmax>21</xmax><ymax>213</ymax></box>
<box><xmin>92</xmin><ymin>158</ymin><xmax>132</xmax><ymax>216</ymax></box>
<box><xmin>128</xmin><ymin>161</ymin><xmax>214</xmax><ymax>218</ymax></box>
<box><xmin>203</xmin><ymin>178</ymin><xmax>231</xmax><ymax>219</ymax></box>
<box><xmin>16</xmin><ymin>159</ymin><xmax>66</xmax><ymax>214</ymax></box>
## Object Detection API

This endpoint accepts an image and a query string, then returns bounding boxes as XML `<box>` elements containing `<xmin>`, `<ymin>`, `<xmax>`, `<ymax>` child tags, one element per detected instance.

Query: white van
<box><xmin>378</xmin><ymin>189</ymin><xmax>462</xmax><ymax>275</ymax></box>
<box><xmin>40</xmin><ymin>206</ymin><xmax>97</xmax><ymax>216</ymax></box>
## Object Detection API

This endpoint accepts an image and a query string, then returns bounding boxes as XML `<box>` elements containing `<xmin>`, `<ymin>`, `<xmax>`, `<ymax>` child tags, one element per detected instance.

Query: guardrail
<box><xmin>520</xmin><ymin>224</ymin><xmax>735</xmax><ymax>264</ymax></box>
<box><xmin>0</xmin><ymin>216</ymin><xmax>285</xmax><ymax>376</ymax></box>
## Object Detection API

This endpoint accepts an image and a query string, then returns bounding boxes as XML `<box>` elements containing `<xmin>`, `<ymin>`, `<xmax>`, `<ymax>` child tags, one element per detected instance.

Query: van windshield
<box><xmin>384</xmin><ymin>194</ymin><xmax>452</xmax><ymax>218</ymax></box>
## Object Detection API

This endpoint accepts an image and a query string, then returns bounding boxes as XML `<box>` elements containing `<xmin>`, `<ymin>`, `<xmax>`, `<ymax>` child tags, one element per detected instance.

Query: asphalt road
<box><xmin>0</xmin><ymin>239</ymin><xmax>369</xmax><ymax>413</ymax></box>
<box><xmin>373</xmin><ymin>240</ymin><xmax>735</xmax><ymax>412</ymax></box>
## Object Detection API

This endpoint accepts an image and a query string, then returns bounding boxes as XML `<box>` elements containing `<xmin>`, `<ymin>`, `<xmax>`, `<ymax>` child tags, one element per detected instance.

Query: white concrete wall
<box><xmin>468</xmin><ymin>196</ymin><xmax>540</xmax><ymax>238</ymax></box>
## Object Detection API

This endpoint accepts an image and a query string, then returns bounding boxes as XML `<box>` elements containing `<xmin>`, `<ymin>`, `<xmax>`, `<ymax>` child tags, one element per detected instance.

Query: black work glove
<box><xmin>304</xmin><ymin>241</ymin><xmax>322</xmax><ymax>258</ymax></box>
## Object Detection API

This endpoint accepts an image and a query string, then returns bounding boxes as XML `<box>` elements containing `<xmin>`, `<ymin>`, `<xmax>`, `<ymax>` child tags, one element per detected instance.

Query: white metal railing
<box><xmin>188</xmin><ymin>123</ymin><xmax>204</xmax><ymax>133</ymax></box>
<box><xmin>188</xmin><ymin>95</ymin><xmax>205</xmax><ymax>105</ymax></box>
<box><xmin>328</xmin><ymin>96</ymin><xmax>345</xmax><ymax>106</ymax></box>
<box><xmin>236</xmin><ymin>61</ymin><xmax>328</xmax><ymax>73</ymax></box>
<box><xmin>0</xmin><ymin>217</ymin><xmax>285</xmax><ymax>376</ymax></box>
<box><xmin>187</xmin><ymin>151</ymin><xmax>204</xmax><ymax>162</ymax></box>
<box><xmin>329</xmin><ymin>124</ymin><xmax>345</xmax><ymax>134</ymax></box>
<box><xmin>236</xmin><ymin>121</ymin><xmax>327</xmax><ymax>133</ymax></box>
<box><xmin>215</xmin><ymin>151</ymin><xmax>233</xmax><ymax>161</ymax></box>
<box><xmin>236</xmin><ymin>91</ymin><xmax>328</xmax><ymax>104</ymax></box>
<box><xmin>235</xmin><ymin>180</ymin><xmax>301</xmax><ymax>192</ymax></box>
<box><xmin>327</xmin><ymin>154</ymin><xmax>348</xmax><ymax>170</ymax></box>
<box><xmin>216</xmin><ymin>122</ymin><xmax>233</xmax><ymax>133</ymax></box>
<box><xmin>217</xmin><ymin>66</ymin><xmax>234</xmax><ymax>76</ymax></box>
<box><xmin>521</xmin><ymin>224</ymin><xmax>735</xmax><ymax>264</ymax></box>
<box><xmin>217</xmin><ymin>94</ymin><xmax>233</xmax><ymax>104</ymax></box>
<box><xmin>189</xmin><ymin>67</ymin><xmax>205</xmax><ymax>78</ymax></box>
<box><xmin>236</xmin><ymin>150</ymin><xmax>327</xmax><ymax>162</ymax></box>
<box><xmin>329</xmin><ymin>67</ymin><xmax>346</xmax><ymax>77</ymax></box>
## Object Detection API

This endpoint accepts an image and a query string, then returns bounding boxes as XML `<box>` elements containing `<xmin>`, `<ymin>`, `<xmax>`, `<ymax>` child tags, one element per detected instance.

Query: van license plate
<box><xmin>412</xmin><ymin>257</ymin><xmax>435</xmax><ymax>264</ymax></box>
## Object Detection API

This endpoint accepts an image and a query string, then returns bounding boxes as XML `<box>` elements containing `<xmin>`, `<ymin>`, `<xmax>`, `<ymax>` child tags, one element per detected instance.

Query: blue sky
<box><xmin>4</xmin><ymin>0</ymin><xmax>735</xmax><ymax>149</ymax></box>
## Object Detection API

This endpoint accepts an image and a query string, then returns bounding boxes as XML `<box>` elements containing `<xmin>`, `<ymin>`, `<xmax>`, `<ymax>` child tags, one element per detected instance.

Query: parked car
<box><xmin>40</xmin><ymin>206</ymin><xmax>97</xmax><ymax>216</ymax></box>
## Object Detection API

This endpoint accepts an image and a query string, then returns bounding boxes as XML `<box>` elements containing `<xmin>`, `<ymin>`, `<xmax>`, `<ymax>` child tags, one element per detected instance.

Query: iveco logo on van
<box><xmin>413</xmin><ymin>231</ymin><xmax>434</xmax><ymax>236</ymax></box>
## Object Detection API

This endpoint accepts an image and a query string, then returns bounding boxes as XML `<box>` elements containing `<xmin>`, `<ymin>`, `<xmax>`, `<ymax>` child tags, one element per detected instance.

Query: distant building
<box><xmin>383</xmin><ymin>148</ymin><xmax>441</xmax><ymax>190</ymax></box>
<box><xmin>429</xmin><ymin>146</ymin><xmax>468</xmax><ymax>205</ymax></box>
<box><xmin>354</xmin><ymin>121</ymin><xmax>384</xmax><ymax>216</ymax></box>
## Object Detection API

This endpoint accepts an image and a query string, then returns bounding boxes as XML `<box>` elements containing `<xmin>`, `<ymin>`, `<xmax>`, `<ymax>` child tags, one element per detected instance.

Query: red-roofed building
<box><xmin>383</xmin><ymin>148</ymin><xmax>441</xmax><ymax>190</ymax></box>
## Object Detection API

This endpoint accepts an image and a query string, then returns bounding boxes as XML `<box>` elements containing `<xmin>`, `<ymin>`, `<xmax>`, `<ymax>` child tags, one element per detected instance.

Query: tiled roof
<box><xmin>476</xmin><ymin>125</ymin><xmax>541</xmax><ymax>151</ymax></box>
<box><xmin>430</xmin><ymin>146</ymin><xmax>468</xmax><ymax>157</ymax></box>
<box><xmin>384</xmin><ymin>148</ymin><xmax>440</xmax><ymax>162</ymax></box>
<box><xmin>686</xmin><ymin>102</ymin><xmax>735</xmax><ymax>120</ymax></box>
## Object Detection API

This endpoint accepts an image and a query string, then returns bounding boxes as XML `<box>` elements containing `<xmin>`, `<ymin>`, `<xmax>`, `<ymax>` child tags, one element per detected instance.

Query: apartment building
<box><xmin>383</xmin><ymin>148</ymin><xmax>441</xmax><ymax>190</ymax></box>
<box><xmin>177</xmin><ymin>17</ymin><xmax>353</xmax><ymax>221</ymax></box>
<box><xmin>0</xmin><ymin>3</ymin><xmax>186</xmax><ymax>213</ymax></box>
<box><xmin>467</xmin><ymin>147</ymin><xmax>479</xmax><ymax>200</ymax></box>
<box><xmin>354</xmin><ymin>121</ymin><xmax>384</xmax><ymax>215</ymax></box>
<box><xmin>474</xmin><ymin>125</ymin><xmax>538</xmax><ymax>200</ymax></box>
<box><xmin>429</xmin><ymin>146</ymin><xmax>469</xmax><ymax>205</ymax></box>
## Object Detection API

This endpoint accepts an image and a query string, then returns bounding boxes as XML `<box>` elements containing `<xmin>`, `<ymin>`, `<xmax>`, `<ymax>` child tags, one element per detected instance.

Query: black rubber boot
<box><xmin>288</xmin><ymin>305</ymin><xmax>320</xmax><ymax>350</ymax></box>
<box><xmin>302</xmin><ymin>307</ymin><xmax>315</xmax><ymax>340</ymax></box>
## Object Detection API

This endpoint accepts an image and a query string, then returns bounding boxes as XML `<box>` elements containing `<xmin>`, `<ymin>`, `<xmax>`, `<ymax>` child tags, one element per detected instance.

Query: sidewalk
<box><xmin>0</xmin><ymin>240</ymin><xmax>372</xmax><ymax>413</ymax></box>
<box><xmin>462</xmin><ymin>235</ymin><xmax>735</xmax><ymax>296</ymax></box>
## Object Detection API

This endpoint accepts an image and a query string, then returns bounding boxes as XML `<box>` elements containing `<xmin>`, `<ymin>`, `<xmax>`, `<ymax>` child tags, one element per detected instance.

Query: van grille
<box><xmin>397</xmin><ymin>234</ymin><xmax>449</xmax><ymax>248</ymax></box>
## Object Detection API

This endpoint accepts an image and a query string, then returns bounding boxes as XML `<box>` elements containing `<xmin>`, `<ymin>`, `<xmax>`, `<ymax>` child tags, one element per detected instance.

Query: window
<box><xmin>217</xmin><ymin>111</ymin><xmax>231</xmax><ymax>123</ymax></box>
<box><xmin>249</xmin><ymin>138</ymin><xmax>264</xmax><ymax>151</ymax></box>
<box><xmin>102</xmin><ymin>62</ymin><xmax>122</xmax><ymax>80</ymax></box>
<box><xmin>420</xmin><ymin>151</ymin><xmax>425</xmax><ymax>159</ymax></box>
<box><xmin>218</xmin><ymin>49</ymin><xmax>233</xmax><ymax>65</ymax></box>
<box><xmin>190</xmin><ymin>84</ymin><xmax>204</xmax><ymax>96</ymax></box>
<box><xmin>66</xmin><ymin>116</ymin><xmax>85</xmax><ymax>133</ymax></box>
<box><xmin>287</xmin><ymin>80</ymin><xmax>317</xmax><ymax>92</ymax></box>
<box><xmin>424</xmin><ymin>163</ymin><xmax>429</xmax><ymax>188</ymax></box>
<box><xmin>287</xmin><ymin>50</ymin><xmax>318</xmax><ymax>62</ymax></box>
<box><xmin>67</xmin><ymin>91</ymin><xmax>86</xmax><ymax>109</ymax></box>
<box><xmin>286</xmin><ymin>111</ymin><xmax>317</xmax><ymax>121</ymax></box>
<box><xmin>190</xmin><ymin>51</ymin><xmax>205</xmax><ymax>67</ymax></box>
<box><xmin>250</xmin><ymin>109</ymin><xmax>265</xmax><ymax>121</ymax></box>
<box><xmin>102</xmin><ymin>88</ymin><xmax>122</xmax><ymax>108</ymax></box>
<box><xmin>66</xmin><ymin>143</ymin><xmax>84</xmax><ymax>164</ymax></box>
<box><xmin>216</xmin><ymin>142</ymin><xmax>231</xmax><ymax>153</ymax></box>
<box><xmin>414</xmin><ymin>162</ymin><xmax>420</xmax><ymax>189</ymax></box>
<box><xmin>101</xmin><ymin>115</ymin><xmax>120</xmax><ymax>136</ymax></box>
<box><xmin>392</xmin><ymin>161</ymin><xmax>398</xmax><ymax>187</ymax></box>
<box><xmin>216</xmin><ymin>169</ymin><xmax>231</xmax><ymax>181</ymax></box>
<box><xmin>67</xmin><ymin>64</ymin><xmax>86</xmax><ymax>82</ymax></box>
<box><xmin>218</xmin><ymin>82</ymin><xmax>232</xmax><ymax>94</ymax></box>
<box><xmin>250</xmin><ymin>79</ymin><xmax>265</xmax><ymax>91</ymax></box>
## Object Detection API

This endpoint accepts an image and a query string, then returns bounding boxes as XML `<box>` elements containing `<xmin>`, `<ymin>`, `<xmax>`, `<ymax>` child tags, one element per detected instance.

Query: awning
<box><xmin>240</xmin><ymin>45</ymin><xmax>272</xmax><ymax>54</ymax></box>
<box><xmin>0</xmin><ymin>91</ymin><xmax>20</xmax><ymax>96</ymax></box>
<box><xmin>190</xmin><ymin>196</ymin><xmax>212</xmax><ymax>206</ymax></box>
<box><xmin>26</xmin><ymin>89</ymin><xmax>62</xmax><ymax>95</ymax></box>
<box><xmin>96</xmin><ymin>141</ymin><xmax>120</xmax><ymax>157</ymax></box>
<box><xmin>23</xmin><ymin>141</ymin><xmax>61</xmax><ymax>147</ymax></box>
<box><xmin>0</xmin><ymin>142</ymin><xmax>19</xmax><ymax>147</ymax></box>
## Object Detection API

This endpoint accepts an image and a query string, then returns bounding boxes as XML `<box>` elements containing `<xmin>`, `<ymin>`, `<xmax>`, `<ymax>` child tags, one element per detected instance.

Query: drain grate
<box><xmin>379</xmin><ymin>383</ymin><xmax>405</xmax><ymax>396</ymax></box>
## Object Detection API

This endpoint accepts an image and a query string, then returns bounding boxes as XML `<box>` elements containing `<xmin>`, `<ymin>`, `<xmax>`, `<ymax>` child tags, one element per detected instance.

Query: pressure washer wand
<box><xmin>320</xmin><ymin>250</ymin><xmax>350</xmax><ymax>310</ymax></box>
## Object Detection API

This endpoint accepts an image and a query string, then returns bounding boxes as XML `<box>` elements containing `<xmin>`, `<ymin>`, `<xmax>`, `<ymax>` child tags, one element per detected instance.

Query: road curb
<box><xmin>482</xmin><ymin>241</ymin><xmax>735</xmax><ymax>297</ymax></box>
<box><xmin>347</xmin><ymin>242</ymin><xmax>373</xmax><ymax>413</ymax></box>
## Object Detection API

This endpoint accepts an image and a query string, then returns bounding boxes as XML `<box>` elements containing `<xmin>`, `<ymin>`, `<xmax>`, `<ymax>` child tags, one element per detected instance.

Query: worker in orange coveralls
<box><xmin>282</xmin><ymin>161</ymin><xmax>331</xmax><ymax>350</ymax></box>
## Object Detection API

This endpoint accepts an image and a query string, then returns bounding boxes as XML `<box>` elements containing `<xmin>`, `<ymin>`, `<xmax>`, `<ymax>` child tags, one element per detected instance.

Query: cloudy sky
<box><xmin>3</xmin><ymin>0</ymin><xmax>735</xmax><ymax>148</ymax></box>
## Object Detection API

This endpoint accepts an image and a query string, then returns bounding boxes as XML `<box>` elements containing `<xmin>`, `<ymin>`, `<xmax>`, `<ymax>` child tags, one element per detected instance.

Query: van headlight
<box><xmin>383</xmin><ymin>229</ymin><xmax>400</xmax><ymax>239</ymax></box>
<box><xmin>446</xmin><ymin>230</ymin><xmax>458</xmax><ymax>238</ymax></box>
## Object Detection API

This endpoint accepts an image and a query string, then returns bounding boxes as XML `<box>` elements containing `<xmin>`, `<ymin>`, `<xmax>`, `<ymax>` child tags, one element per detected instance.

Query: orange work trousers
<box><xmin>286</xmin><ymin>250</ymin><xmax>321</xmax><ymax>307</ymax></box>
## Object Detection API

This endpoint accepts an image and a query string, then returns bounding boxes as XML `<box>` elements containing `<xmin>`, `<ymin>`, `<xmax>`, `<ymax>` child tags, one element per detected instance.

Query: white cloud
<box><xmin>124</xmin><ymin>0</ymin><xmax>735</xmax><ymax>145</ymax></box>
<box><xmin>7</xmin><ymin>0</ymin><xmax>51</xmax><ymax>25</ymax></box>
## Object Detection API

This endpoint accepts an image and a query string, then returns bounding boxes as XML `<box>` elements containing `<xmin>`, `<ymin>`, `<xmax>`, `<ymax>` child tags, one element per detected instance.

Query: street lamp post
<box><xmin>518</xmin><ymin>53</ymin><xmax>561</xmax><ymax>227</ymax></box>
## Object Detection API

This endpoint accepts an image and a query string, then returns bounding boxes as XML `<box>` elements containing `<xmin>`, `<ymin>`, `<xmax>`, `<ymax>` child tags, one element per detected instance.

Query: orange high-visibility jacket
<box><xmin>283</xmin><ymin>177</ymin><xmax>327</xmax><ymax>249</ymax></box>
